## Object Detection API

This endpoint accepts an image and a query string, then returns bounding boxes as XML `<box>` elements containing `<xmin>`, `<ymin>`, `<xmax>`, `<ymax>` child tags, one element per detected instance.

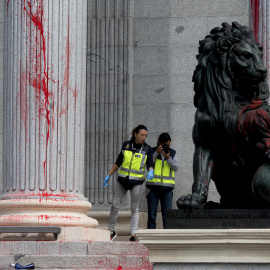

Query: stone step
<box><xmin>0</xmin><ymin>241</ymin><xmax>149</xmax><ymax>256</ymax></box>
<box><xmin>0</xmin><ymin>241</ymin><xmax>153</xmax><ymax>270</ymax></box>
<box><xmin>0</xmin><ymin>255</ymin><xmax>152</xmax><ymax>269</ymax></box>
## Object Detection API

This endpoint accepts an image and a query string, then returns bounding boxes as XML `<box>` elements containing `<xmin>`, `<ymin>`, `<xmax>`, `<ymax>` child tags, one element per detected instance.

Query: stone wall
<box><xmin>133</xmin><ymin>0</ymin><xmax>249</xmax><ymax>215</ymax></box>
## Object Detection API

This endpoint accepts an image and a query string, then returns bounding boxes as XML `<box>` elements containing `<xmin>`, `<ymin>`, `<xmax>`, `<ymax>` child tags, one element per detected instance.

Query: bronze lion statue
<box><xmin>177</xmin><ymin>21</ymin><xmax>270</xmax><ymax>209</ymax></box>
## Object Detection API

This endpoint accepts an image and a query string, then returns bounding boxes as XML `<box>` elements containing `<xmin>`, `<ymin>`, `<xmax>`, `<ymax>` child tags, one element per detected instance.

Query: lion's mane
<box><xmin>192</xmin><ymin>21</ymin><xmax>266</xmax><ymax>127</ymax></box>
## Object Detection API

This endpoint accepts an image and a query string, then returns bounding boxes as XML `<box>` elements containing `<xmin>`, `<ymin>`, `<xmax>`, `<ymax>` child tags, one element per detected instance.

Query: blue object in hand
<box><xmin>103</xmin><ymin>175</ymin><xmax>110</xmax><ymax>187</ymax></box>
<box><xmin>147</xmin><ymin>169</ymin><xmax>154</xmax><ymax>181</ymax></box>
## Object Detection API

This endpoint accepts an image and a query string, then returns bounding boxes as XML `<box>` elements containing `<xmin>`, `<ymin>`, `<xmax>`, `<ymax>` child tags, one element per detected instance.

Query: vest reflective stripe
<box><xmin>119</xmin><ymin>167</ymin><xmax>145</xmax><ymax>175</ymax></box>
<box><xmin>118</xmin><ymin>149</ymin><xmax>147</xmax><ymax>181</ymax></box>
<box><xmin>147</xmin><ymin>181</ymin><xmax>175</xmax><ymax>188</ymax></box>
<box><xmin>148</xmin><ymin>158</ymin><xmax>175</xmax><ymax>188</ymax></box>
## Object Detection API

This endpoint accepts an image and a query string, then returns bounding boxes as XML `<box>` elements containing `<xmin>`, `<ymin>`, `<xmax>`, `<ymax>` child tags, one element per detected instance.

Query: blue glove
<box><xmin>147</xmin><ymin>169</ymin><xmax>154</xmax><ymax>181</ymax></box>
<box><xmin>103</xmin><ymin>175</ymin><xmax>110</xmax><ymax>187</ymax></box>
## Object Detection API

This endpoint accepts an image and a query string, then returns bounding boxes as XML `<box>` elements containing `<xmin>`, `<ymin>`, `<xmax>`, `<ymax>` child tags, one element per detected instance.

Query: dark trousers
<box><xmin>146</xmin><ymin>188</ymin><xmax>173</xmax><ymax>229</ymax></box>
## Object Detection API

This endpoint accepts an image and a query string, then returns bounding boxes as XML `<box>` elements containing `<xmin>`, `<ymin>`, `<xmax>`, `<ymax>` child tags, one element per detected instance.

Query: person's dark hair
<box><xmin>157</xmin><ymin>132</ymin><xmax>171</xmax><ymax>145</ymax></box>
<box><xmin>131</xmin><ymin>124</ymin><xmax>148</xmax><ymax>141</ymax></box>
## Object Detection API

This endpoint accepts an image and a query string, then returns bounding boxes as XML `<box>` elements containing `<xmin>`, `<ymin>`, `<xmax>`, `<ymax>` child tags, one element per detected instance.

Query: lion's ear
<box><xmin>216</xmin><ymin>38</ymin><xmax>232</xmax><ymax>53</ymax></box>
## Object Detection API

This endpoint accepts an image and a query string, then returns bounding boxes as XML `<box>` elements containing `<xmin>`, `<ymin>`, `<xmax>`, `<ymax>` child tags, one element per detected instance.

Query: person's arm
<box><xmin>107</xmin><ymin>163</ymin><xmax>119</xmax><ymax>176</ymax></box>
<box><xmin>106</xmin><ymin>149</ymin><xmax>123</xmax><ymax>177</ymax></box>
<box><xmin>166</xmin><ymin>152</ymin><xmax>179</xmax><ymax>172</ymax></box>
<box><xmin>115</xmin><ymin>149</ymin><xmax>124</xmax><ymax>167</ymax></box>
<box><xmin>103</xmin><ymin>150</ymin><xmax>122</xmax><ymax>187</ymax></box>
<box><xmin>152</xmin><ymin>149</ymin><xmax>159</xmax><ymax>163</ymax></box>
<box><xmin>146</xmin><ymin>147</ymin><xmax>154</xmax><ymax>171</ymax></box>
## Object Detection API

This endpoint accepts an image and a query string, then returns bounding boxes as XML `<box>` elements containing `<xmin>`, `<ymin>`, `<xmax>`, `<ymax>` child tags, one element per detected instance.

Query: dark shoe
<box><xmin>110</xmin><ymin>231</ymin><xmax>117</xmax><ymax>241</ymax></box>
<box><xmin>130</xmin><ymin>235</ymin><xmax>136</xmax><ymax>242</ymax></box>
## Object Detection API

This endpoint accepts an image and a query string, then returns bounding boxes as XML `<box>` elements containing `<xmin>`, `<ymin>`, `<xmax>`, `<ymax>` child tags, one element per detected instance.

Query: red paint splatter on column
<box><xmin>6</xmin><ymin>0</ymin><xmax>10</xmax><ymax>11</ymax></box>
<box><xmin>23</xmin><ymin>0</ymin><xmax>52</xmax><ymax>144</ymax></box>
<box><xmin>14</xmin><ymin>1</ymin><xmax>79</xmax><ymax>191</ymax></box>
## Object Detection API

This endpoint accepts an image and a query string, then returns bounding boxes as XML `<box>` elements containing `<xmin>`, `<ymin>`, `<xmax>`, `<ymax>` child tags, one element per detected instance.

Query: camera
<box><xmin>162</xmin><ymin>143</ymin><xmax>169</xmax><ymax>154</ymax></box>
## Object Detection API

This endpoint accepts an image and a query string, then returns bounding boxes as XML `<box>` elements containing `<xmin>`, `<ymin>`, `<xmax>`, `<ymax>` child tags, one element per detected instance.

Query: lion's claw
<box><xmin>177</xmin><ymin>193</ymin><xmax>205</xmax><ymax>209</ymax></box>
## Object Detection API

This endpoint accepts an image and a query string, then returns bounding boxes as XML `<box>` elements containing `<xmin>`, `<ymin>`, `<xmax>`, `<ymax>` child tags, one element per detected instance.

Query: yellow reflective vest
<box><xmin>118</xmin><ymin>143</ymin><xmax>149</xmax><ymax>182</ymax></box>
<box><xmin>147</xmin><ymin>148</ymin><xmax>176</xmax><ymax>189</ymax></box>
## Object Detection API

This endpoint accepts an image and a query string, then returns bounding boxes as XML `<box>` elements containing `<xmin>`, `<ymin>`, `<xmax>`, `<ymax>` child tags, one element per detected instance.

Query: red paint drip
<box><xmin>6</xmin><ymin>0</ymin><xmax>10</xmax><ymax>11</ymax></box>
<box><xmin>251</xmin><ymin>0</ymin><xmax>260</xmax><ymax>42</ymax></box>
<box><xmin>43</xmin><ymin>160</ymin><xmax>46</xmax><ymax>180</ymax></box>
<box><xmin>23</xmin><ymin>0</ymin><xmax>52</xmax><ymax>145</ymax></box>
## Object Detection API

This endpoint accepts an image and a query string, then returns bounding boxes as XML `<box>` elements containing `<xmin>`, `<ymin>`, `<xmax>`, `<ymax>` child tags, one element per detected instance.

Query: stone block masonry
<box><xmin>0</xmin><ymin>241</ymin><xmax>153</xmax><ymax>270</ymax></box>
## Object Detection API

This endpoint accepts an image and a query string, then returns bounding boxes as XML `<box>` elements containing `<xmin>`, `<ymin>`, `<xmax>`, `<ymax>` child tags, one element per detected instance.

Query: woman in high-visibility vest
<box><xmin>103</xmin><ymin>125</ymin><xmax>154</xmax><ymax>241</ymax></box>
<box><xmin>146</xmin><ymin>132</ymin><xmax>179</xmax><ymax>229</ymax></box>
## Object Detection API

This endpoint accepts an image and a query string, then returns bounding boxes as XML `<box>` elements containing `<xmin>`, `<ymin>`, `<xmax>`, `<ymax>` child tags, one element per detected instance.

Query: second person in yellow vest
<box><xmin>146</xmin><ymin>132</ymin><xmax>179</xmax><ymax>229</ymax></box>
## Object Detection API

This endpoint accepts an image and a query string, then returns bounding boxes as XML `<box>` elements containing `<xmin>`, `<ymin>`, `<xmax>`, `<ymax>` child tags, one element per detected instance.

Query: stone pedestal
<box><xmin>2</xmin><ymin>0</ymin><xmax>107</xmax><ymax>241</ymax></box>
<box><xmin>137</xmin><ymin>229</ymin><xmax>270</xmax><ymax>266</ymax></box>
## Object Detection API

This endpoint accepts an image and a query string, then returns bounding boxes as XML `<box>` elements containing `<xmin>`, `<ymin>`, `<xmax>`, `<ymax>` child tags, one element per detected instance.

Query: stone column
<box><xmin>84</xmin><ymin>0</ymin><xmax>133</xmax><ymax>240</ymax></box>
<box><xmin>250</xmin><ymin>0</ymin><xmax>270</xmax><ymax>87</ymax></box>
<box><xmin>85</xmin><ymin>0</ymin><xmax>133</xmax><ymax>208</ymax></box>
<box><xmin>1</xmin><ymin>0</ymin><xmax>106</xmax><ymax>240</ymax></box>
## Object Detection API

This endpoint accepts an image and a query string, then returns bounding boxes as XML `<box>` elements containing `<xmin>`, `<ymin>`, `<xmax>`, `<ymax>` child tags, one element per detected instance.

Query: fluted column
<box><xmin>250</xmin><ymin>0</ymin><xmax>270</xmax><ymax>87</ymax></box>
<box><xmin>1</xmin><ymin>0</ymin><xmax>97</xmax><ymax>229</ymax></box>
<box><xmin>85</xmin><ymin>0</ymin><xmax>133</xmax><ymax>209</ymax></box>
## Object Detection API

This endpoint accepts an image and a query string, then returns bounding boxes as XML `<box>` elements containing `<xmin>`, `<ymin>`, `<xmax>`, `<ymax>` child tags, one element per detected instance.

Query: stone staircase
<box><xmin>0</xmin><ymin>241</ymin><xmax>153</xmax><ymax>270</ymax></box>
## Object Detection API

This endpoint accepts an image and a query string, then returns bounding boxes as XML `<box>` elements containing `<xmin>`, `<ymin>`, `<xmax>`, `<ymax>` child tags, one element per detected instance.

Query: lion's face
<box><xmin>229</xmin><ymin>41</ymin><xmax>267</xmax><ymax>96</ymax></box>
<box><xmin>193</xmin><ymin>22</ymin><xmax>270</xmax><ymax>120</ymax></box>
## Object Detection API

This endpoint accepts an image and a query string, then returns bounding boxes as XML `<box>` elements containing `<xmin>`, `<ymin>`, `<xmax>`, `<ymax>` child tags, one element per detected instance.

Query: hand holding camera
<box><xmin>162</xmin><ymin>143</ymin><xmax>170</xmax><ymax>159</ymax></box>
<box><xmin>162</xmin><ymin>143</ymin><xmax>169</xmax><ymax>154</ymax></box>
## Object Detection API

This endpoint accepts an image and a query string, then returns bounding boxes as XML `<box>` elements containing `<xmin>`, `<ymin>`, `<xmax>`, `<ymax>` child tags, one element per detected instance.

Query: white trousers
<box><xmin>108</xmin><ymin>179</ymin><xmax>143</xmax><ymax>235</ymax></box>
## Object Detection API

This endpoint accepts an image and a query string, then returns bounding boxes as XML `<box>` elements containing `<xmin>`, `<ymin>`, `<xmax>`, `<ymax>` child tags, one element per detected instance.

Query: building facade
<box><xmin>0</xmin><ymin>0</ymin><xmax>269</xmax><ymax>232</ymax></box>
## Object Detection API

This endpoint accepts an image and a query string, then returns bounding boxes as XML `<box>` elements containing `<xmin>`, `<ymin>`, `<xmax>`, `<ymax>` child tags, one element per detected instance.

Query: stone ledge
<box><xmin>136</xmin><ymin>229</ymin><xmax>270</xmax><ymax>263</ymax></box>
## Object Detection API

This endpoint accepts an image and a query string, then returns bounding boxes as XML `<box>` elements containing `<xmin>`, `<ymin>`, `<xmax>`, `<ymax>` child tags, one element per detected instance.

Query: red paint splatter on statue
<box><xmin>238</xmin><ymin>99</ymin><xmax>270</xmax><ymax>152</ymax></box>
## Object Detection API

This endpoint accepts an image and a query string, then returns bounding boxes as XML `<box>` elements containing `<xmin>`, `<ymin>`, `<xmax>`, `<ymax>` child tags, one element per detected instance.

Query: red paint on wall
<box><xmin>250</xmin><ymin>0</ymin><xmax>260</xmax><ymax>42</ymax></box>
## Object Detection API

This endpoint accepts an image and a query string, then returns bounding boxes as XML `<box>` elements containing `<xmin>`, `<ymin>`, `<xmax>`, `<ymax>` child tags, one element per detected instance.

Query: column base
<box><xmin>0</xmin><ymin>227</ymin><xmax>109</xmax><ymax>241</ymax></box>
<box><xmin>58</xmin><ymin>227</ymin><xmax>109</xmax><ymax>241</ymax></box>
<box><xmin>0</xmin><ymin>199</ymin><xmax>98</xmax><ymax>228</ymax></box>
